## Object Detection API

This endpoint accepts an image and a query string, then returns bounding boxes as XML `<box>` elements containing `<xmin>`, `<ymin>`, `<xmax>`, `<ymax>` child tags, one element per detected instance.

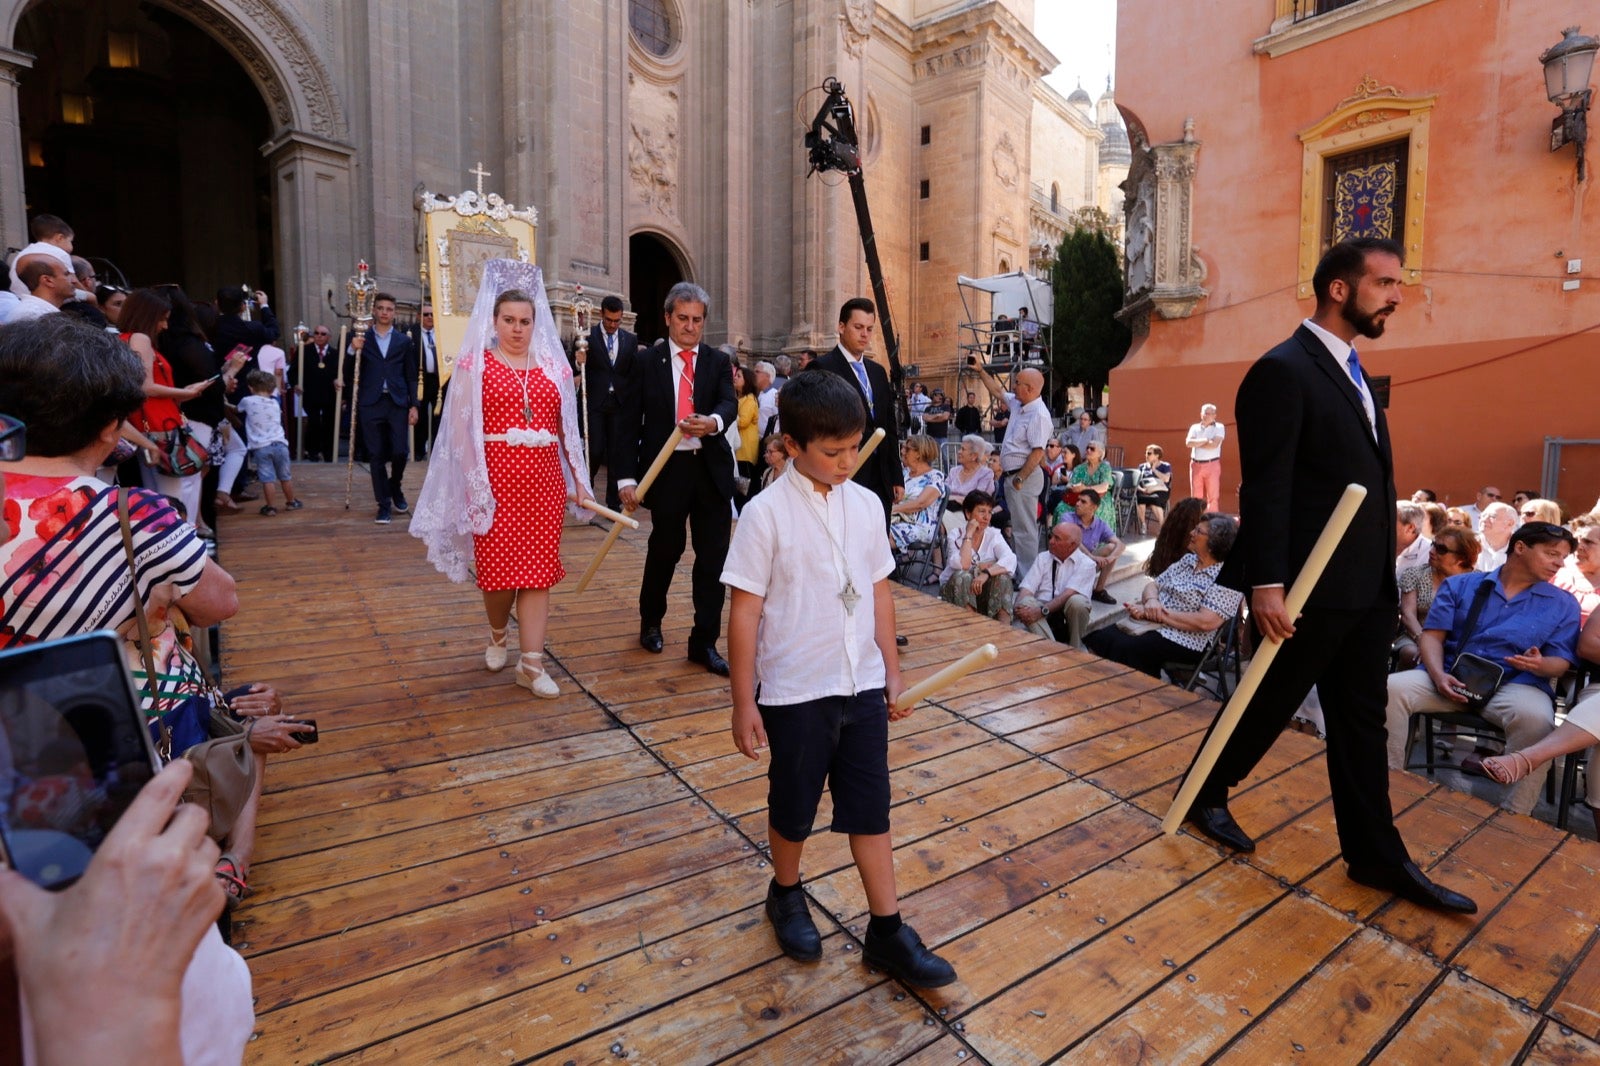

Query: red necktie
<box><xmin>677</xmin><ymin>349</ymin><xmax>694</xmax><ymax>421</ymax></box>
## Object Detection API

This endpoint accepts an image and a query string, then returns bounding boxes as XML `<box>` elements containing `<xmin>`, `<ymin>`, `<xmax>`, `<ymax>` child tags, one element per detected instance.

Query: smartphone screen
<box><xmin>0</xmin><ymin>631</ymin><xmax>160</xmax><ymax>889</ymax></box>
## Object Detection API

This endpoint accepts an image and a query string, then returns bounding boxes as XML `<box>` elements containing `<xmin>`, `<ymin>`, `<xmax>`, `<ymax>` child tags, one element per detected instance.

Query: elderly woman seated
<box><xmin>943</xmin><ymin>433</ymin><xmax>995</xmax><ymax>535</ymax></box>
<box><xmin>940</xmin><ymin>490</ymin><xmax>1016</xmax><ymax>623</ymax></box>
<box><xmin>889</xmin><ymin>433</ymin><xmax>945</xmax><ymax>551</ymax></box>
<box><xmin>1084</xmin><ymin>513</ymin><xmax>1243</xmax><ymax>677</ymax></box>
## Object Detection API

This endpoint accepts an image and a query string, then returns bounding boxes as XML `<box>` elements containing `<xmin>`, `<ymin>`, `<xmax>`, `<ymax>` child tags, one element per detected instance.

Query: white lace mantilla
<box><xmin>409</xmin><ymin>260</ymin><xmax>588</xmax><ymax>582</ymax></box>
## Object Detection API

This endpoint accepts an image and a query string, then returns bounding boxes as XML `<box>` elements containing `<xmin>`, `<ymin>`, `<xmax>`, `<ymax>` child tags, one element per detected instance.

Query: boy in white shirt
<box><xmin>237</xmin><ymin>370</ymin><xmax>301</xmax><ymax>515</ymax></box>
<box><xmin>722</xmin><ymin>371</ymin><xmax>956</xmax><ymax>989</ymax></box>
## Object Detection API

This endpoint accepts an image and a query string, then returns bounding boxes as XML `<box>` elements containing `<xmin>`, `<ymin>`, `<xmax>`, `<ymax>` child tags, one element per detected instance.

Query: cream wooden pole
<box><xmin>852</xmin><ymin>426</ymin><xmax>888</xmax><ymax>476</ymax></box>
<box><xmin>572</xmin><ymin>498</ymin><xmax>640</xmax><ymax>530</ymax></box>
<box><xmin>893</xmin><ymin>643</ymin><xmax>999</xmax><ymax>711</ymax></box>
<box><xmin>573</xmin><ymin>427</ymin><xmax>684</xmax><ymax>592</ymax></box>
<box><xmin>1161</xmin><ymin>483</ymin><xmax>1369</xmax><ymax>835</ymax></box>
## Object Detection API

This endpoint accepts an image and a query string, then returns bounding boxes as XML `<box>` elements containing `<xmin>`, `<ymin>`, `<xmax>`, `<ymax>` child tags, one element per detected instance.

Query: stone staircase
<box><xmin>1084</xmin><ymin>537</ymin><xmax>1156</xmax><ymax>634</ymax></box>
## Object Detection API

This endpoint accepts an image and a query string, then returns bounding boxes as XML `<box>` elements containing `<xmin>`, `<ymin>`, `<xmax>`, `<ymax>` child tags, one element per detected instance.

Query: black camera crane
<box><xmin>805</xmin><ymin>78</ymin><xmax>907</xmax><ymax>423</ymax></box>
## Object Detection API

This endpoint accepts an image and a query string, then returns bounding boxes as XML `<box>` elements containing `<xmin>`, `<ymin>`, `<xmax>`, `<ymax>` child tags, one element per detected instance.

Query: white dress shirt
<box><xmin>1018</xmin><ymin>548</ymin><xmax>1098</xmax><ymax>604</ymax></box>
<box><xmin>1302</xmin><ymin>317</ymin><xmax>1377</xmax><ymax>436</ymax></box>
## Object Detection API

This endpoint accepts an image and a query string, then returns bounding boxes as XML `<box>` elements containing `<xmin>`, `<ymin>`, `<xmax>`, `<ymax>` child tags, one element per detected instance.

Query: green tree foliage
<box><xmin>1051</xmin><ymin>225</ymin><xmax>1131</xmax><ymax>410</ymax></box>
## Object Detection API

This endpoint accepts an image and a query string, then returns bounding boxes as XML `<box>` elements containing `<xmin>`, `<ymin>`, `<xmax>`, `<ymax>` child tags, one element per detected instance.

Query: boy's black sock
<box><xmin>770</xmin><ymin>877</ymin><xmax>803</xmax><ymax>897</ymax></box>
<box><xmin>867</xmin><ymin>912</ymin><xmax>902</xmax><ymax>937</ymax></box>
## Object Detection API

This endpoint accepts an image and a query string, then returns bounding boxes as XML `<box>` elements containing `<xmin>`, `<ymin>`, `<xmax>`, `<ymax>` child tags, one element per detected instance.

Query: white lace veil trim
<box><xmin>410</xmin><ymin>259</ymin><xmax>589</xmax><ymax>582</ymax></box>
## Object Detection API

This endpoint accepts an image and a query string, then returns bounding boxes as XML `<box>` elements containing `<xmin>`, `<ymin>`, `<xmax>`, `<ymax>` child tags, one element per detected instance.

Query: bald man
<box><xmin>971</xmin><ymin>361</ymin><xmax>1051</xmax><ymax>573</ymax></box>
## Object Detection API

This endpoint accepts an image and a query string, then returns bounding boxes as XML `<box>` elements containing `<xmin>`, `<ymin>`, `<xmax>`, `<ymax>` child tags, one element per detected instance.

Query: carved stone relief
<box><xmin>840</xmin><ymin>0</ymin><xmax>873</xmax><ymax>57</ymax></box>
<box><xmin>627</xmin><ymin>83</ymin><xmax>680</xmax><ymax>220</ymax></box>
<box><xmin>992</xmin><ymin>132</ymin><xmax>1020</xmax><ymax>189</ymax></box>
<box><xmin>1118</xmin><ymin>125</ymin><xmax>1206</xmax><ymax>329</ymax></box>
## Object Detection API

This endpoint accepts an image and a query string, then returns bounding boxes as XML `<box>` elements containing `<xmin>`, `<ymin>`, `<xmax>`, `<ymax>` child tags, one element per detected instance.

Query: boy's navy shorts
<box><xmin>759</xmin><ymin>689</ymin><xmax>890</xmax><ymax>842</ymax></box>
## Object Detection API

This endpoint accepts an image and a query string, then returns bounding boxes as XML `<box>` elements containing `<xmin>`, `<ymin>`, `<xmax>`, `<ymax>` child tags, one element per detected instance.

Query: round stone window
<box><xmin>629</xmin><ymin>0</ymin><xmax>678</xmax><ymax>58</ymax></box>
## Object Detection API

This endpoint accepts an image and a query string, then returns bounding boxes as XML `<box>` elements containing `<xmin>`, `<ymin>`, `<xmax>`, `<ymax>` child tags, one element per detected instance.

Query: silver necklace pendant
<box><xmin>839</xmin><ymin>580</ymin><xmax>861</xmax><ymax>616</ymax></box>
<box><xmin>522</xmin><ymin>401</ymin><xmax>533</xmax><ymax>422</ymax></box>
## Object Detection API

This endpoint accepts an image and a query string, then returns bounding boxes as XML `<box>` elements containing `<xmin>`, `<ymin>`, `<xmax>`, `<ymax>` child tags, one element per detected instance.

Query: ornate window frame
<box><xmin>1295</xmin><ymin>78</ymin><xmax>1434</xmax><ymax>298</ymax></box>
<box><xmin>1255</xmin><ymin>0</ymin><xmax>1440</xmax><ymax>58</ymax></box>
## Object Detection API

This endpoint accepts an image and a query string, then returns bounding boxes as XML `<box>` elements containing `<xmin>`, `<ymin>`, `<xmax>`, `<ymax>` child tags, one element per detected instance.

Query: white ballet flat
<box><xmin>515</xmin><ymin>652</ymin><xmax>560</xmax><ymax>699</ymax></box>
<box><xmin>485</xmin><ymin>626</ymin><xmax>509</xmax><ymax>672</ymax></box>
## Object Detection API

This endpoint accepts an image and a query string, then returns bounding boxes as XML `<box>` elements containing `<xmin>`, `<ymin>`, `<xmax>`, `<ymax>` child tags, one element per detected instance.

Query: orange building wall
<box><xmin>1110</xmin><ymin>0</ymin><xmax>1598</xmax><ymax>513</ymax></box>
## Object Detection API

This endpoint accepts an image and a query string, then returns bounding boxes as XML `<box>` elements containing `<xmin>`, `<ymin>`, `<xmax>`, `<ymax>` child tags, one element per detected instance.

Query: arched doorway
<box><xmin>628</xmin><ymin>230</ymin><xmax>688</xmax><ymax>347</ymax></box>
<box><xmin>15</xmin><ymin>0</ymin><xmax>273</xmax><ymax>295</ymax></box>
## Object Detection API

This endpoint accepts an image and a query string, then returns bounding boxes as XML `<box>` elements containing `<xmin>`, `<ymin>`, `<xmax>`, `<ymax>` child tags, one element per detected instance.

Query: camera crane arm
<box><xmin>805</xmin><ymin>78</ymin><xmax>905</xmax><ymax>417</ymax></box>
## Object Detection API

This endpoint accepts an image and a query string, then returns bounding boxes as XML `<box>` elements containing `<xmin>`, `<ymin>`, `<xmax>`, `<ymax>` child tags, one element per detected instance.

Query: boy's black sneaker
<box><xmin>765</xmin><ymin>884</ymin><xmax>822</xmax><ymax>962</ymax></box>
<box><xmin>375</xmin><ymin>507</ymin><xmax>392</xmax><ymax>525</ymax></box>
<box><xmin>391</xmin><ymin>489</ymin><xmax>409</xmax><ymax>513</ymax></box>
<box><xmin>862</xmin><ymin>922</ymin><xmax>957</xmax><ymax>988</ymax></box>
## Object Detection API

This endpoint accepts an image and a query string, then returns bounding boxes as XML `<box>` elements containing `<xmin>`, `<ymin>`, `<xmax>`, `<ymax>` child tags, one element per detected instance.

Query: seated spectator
<box><xmin>1040</xmin><ymin>438</ymin><xmax>1068</xmax><ymax>485</ymax></box>
<box><xmin>940</xmin><ymin>490</ymin><xmax>1016</xmax><ymax>623</ymax></box>
<box><xmin>1085</xmin><ymin>513</ymin><xmax>1242</xmax><ymax>677</ymax></box>
<box><xmin>1511</xmin><ymin>490</ymin><xmax>1538</xmax><ymax>513</ymax></box>
<box><xmin>1476</xmin><ymin>501</ymin><xmax>1518</xmax><ymax>571</ymax></box>
<box><xmin>1395</xmin><ymin>525</ymin><xmax>1478</xmax><ymax>669</ymax></box>
<box><xmin>1045</xmin><ymin>442</ymin><xmax>1081</xmax><ymax>518</ymax></box>
<box><xmin>1015</xmin><ymin>521</ymin><xmax>1097</xmax><ymax>650</ymax></box>
<box><xmin>945</xmin><ymin>434</ymin><xmax>995</xmax><ymax>534</ymax></box>
<box><xmin>1056</xmin><ymin>488</ymin><xmax>1123</xmax><ymax>604</ymax></box>
<box><xmin>1146</xmin><ymin>497</ymin><xmax>1208</xmax><ymax>577</ymax></box>
<box><xmin>1063</xmin><ymin>409</ymin><xmax>1103</xmax><ymax>456</ymax></box>
<box><xmin>1385</xmin><ymin>522</ymin><xmax>1580</xmax><ymax>814</ymax></box>
<box><xmin>1135</xmin><ymin>444</ymin><xmax>1173</xmax><ymax>533</ymax></box>
<box><xmin>1067</xmin><ymin>440</ymin><xmax>1117</xmax><ymax>528</ymax></box>
<box><xmin>1420</xmin><ymin>501</ymin><xmax>1449</xmax><ymax>540</ymax></box>
<box><xmin>1518</xmin><ymin>497</ymin><xmax>1562</xmax><ymax>525</ymax></box>
<box><xmin>890</xmin><ymin>434</ymin><xmax>945</xmax><ymax>551</ymax></box>
<box><xmin>758</xmin><ymin>432</ymin><xmax>787</xmax><ymax>491</ymax></box>
<box><xmin>1411</xmin><ymin>488</ymin><xmax>1438</xmax><ymax>503</ymax></box>
<box><xmin>1395</xmin><ymin>500</ymin><xmax>1431</xmax><ymax>578</ymax></box>
<box><xmin>1481</xmin><ymin>609</ymin><xmax>1600</xmax><ymax>836</ymax></box>
<box><xmin>1554</xmin><ymin>515</ymin><xmax>1600</xmax><ymax>624</ymax></box>
<box><xmin>1460</xmin><ymin>485</ymin><xmax>1501</xmax><ymax>531</ymax></box>
<box><xmin>1445</xmin><ymin>505</ymin><xmax>1473</xmax><ymax>529</ymax></box>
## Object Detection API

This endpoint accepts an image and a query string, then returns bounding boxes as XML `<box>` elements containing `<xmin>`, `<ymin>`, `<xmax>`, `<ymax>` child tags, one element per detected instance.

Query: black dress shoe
<box><xmin>896</xmin><ymin>635</ymin><xmax>909</xmax><ymax>647</ymax></box>
<box><xmin>688</xmin><ymin>644</ymin><xmax>730</xmax><ymax>676</ymax></box>
<box><xmin>863</xmin><ymin>923</ymin><xmax>957</xmax><ymax>989</ymax></box>
<box><xmin>639</xmin><ymin>626</ymin><xmax>664</xmax><ymax>654</ymax></box>
<box><xmin>1092</xmin><ymin>588</ymin><xmax>1117</xmax><ymax>605</ymax></box>
<box><xmin>765</xmin><ymin>885</ymin><xmax>822</xmax><ymax>962</ymax></box>
<box><xmin>1347</xmin><ymin>860</ymin><xmax>1478</xmax><ymax>914</ymax></box>
<box><xmin>1186</xmin><ymin>804</ymin><xmax>1256</xmax><ymax>852</ymax></box>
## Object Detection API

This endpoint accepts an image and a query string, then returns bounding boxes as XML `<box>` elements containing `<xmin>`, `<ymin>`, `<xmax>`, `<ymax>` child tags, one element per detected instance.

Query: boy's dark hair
<box><xmin>961</xmin><ymin>490</ymin><xmax>996</xmax><ymax>516</ymax></box>
<box><xmin>838</xmin><ymin>296</ymin><xmax>875</xmax><ymax>324</ymax></box>
<box><xmin>1075</xmin><ymin>487</ymin><xmax>1101</xmax><ymax>505</ymax></box>
<box><xmin>29</xmin><ymin>214</ymin><xmax>72</xmax><ymax>242</ymax></box>
<box><xmin>600</xmin><ymin>294</ymin><xmax>625</xmax><ymax>313</ymax></box>
<box><xmin>777</xmin><ymin>369</ymin><xmax>866</xmax><ymax>446</ymax></box>
<box><xmin>1311</xmin><ymin>238</ymin><xmax>1402</xmax><ymax>305</ymax></box>
<box><xmin>245</xmin><ymin>369</ymin><xmax>276</xmax><ymax>393</ymax></box>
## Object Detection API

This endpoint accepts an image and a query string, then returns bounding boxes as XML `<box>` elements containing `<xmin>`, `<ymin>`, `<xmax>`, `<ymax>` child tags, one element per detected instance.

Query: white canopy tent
<box><xmin>956</xmin><ymin>271</ymin><xmax>1053</xmax><ymax>325</ymax></box>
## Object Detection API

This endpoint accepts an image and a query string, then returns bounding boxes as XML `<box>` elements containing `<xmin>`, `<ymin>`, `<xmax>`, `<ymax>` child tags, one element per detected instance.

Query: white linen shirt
<box><xmin>1018</xmin><ymin>547</ymin><xmax>1098</xmax><ymax>604</ymax></box>
<box><xmin>721</xmin><ymin>468</ymin><xmax>895</xmax><ymax>705</ymax></box>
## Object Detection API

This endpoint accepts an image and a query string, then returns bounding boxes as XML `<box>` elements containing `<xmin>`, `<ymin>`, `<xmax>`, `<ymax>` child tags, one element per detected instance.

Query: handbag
<box><xmin>150</xmin><ymin>419</ymin><xmax>210</xmax><ymax>477</ymax></box>
<box><xmin>118</xmin><ymin>491</ymin><xmax>257</xmax><ymax>840</ymax></box>
<box><xmin>1447</xmin><ymin>577</ymin><xmax>1505</xmax><ymax>712</ymax></box>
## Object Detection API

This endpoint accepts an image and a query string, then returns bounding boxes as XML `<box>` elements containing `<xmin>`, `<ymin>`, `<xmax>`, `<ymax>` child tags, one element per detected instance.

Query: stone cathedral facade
<box><xmin>5</xmin><ymin>0</ymin><xmax>1123</xmax><ymax>377</ymax></box>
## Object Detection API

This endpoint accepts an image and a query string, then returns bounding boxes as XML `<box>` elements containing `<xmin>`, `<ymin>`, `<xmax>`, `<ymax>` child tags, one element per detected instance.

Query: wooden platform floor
<box><xmin>220</xmin><ymin>463</ymin><xmax>1600</xmax><ymax>1064</ymax></box>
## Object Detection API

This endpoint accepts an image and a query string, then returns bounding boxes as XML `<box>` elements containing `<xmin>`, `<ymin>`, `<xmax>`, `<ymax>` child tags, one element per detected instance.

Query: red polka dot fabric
<box><xmin>473</xmin><ymin>352</ymin><xmax>567</xmax><ymax>591</ymax></box>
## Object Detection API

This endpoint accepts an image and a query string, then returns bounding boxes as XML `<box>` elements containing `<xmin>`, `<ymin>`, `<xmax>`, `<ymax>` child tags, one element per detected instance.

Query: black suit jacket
<box><xmin>582</xmin><ymin>324</ymin><xmax>640</xmax><ymax>415</ymax></box>
<box><xmin>349</xmin><ymin>326</ymin><xmax>418</xmax><ymax>409</ymax></box>
<box><xmin>814</xmin><ymin>346</ymin><xmax>902</xmax><ymax>509</ymax></box>
<box><xmin>1219</xmin><ymin>324</ymin><xmax>1397</xmax><ymax>611</ymax></box>
<box><xmin>301</xmin><ymin>342</ymin><xmax>339</xmax><ymax>407</ymax></box>
<box><xmin>620</xmin><ymin>340</ymin><xmax>738</xmax><ymax>499</ymax></box>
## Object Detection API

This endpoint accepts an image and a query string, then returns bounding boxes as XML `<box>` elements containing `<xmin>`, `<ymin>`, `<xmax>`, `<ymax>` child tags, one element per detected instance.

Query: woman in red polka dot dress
<box><xmin>412</xmin><ymin>263</ymin><xmax>592</xmax><ymax>699</ymax></box>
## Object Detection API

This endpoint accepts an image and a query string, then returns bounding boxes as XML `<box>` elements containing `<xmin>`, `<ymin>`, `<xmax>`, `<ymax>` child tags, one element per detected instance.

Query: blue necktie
<box><xmin>1346</xmin><ymin>348</ymin><xmax>1364</xmax><ymax>389</ymax></box>
<box><xmin>851</xmin><ymin>360</ymin><xmax>874</xmax><ymax>416</ymax></box>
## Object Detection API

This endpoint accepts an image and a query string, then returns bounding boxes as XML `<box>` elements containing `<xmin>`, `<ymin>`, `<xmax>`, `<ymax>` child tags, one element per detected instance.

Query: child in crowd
<box><xmin>721</xmin><ymin>371</ymin><xmax>956</xmax><ymax>989</ymax></box>
<box><xmin>237</xmin><ymin>370</ymin><xmax>301</xmax><ymax>516</ymax></box>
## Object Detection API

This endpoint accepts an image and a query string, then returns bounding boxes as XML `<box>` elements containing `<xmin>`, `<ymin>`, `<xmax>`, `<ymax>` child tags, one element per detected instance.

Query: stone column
<box><xmin>265</xmin><ymin>131</ymin><xmax>357</xmax><ymax>332</ymax></box>
<box><xmin>0</xmin><ymin>47</ymin><xmax>34</xmax><ymax>253</ymax></box>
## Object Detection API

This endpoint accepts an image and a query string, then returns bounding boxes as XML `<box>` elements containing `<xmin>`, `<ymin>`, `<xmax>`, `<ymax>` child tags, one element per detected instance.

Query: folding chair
<box><xmin>1163</xmin><ymin>608</ymin><xmax>1244</xmax><ymax>703</ymax></box>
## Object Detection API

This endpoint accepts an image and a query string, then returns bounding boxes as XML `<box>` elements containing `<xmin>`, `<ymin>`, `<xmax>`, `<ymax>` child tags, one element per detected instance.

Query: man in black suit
<box><xmin>300</xmin><ymin>324</ymin><xmax>340</xmax><ymax>461</ymax></box>
<box><xmin>344</xmin><ymin>292</ymin><xmax>418</xmax><ymax>524</ymax></box>
<box><xmin>814</xmin><ymin>297</ymin><xmax>901</xmax><ymax>525</ymax></box>
<box><xmin>410</xmin><ymin>303</ymin><xmax>440</xmax><ymax>459</ymax></box>
<box><xmin>579</xmin><ymin>294</ymin><xmax>639</xmax><ymax>511</ymax></box>
<box><xmin>618</xmin><ymin>282</ymin><xmax>738</xmax><ymax>675</ymax></box>
<box><xmin>1185</xmin><ymin>237</ymin><xmax>1476</xmax><ymax>914</ymax></box>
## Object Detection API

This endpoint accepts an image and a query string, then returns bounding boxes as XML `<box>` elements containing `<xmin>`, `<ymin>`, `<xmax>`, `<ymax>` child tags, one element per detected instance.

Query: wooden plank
<box><xmin>1378</xmin><ymin>970</ymin><xmax>1538</xmax><ymax>1063</ymax></box>
<box><xmin>1525</xmin><ymin>1024</ymin><xmax>1600</xmax><ymax>1065</ymax></box>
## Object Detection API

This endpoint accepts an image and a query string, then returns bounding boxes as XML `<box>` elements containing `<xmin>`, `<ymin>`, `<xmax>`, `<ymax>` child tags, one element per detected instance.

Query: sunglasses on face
<box><xmin>1485</xmin><ymin>492</ymin><xmax>1501</xmax><ymax>499</ymax></box>
<box><xmin>1521</xmin><ymin>509</ymin><xmax>1539</xmax><ymax>518</ymax></box>
<box><xmin>1430</xmin><ymin>543</ymin><xmax>1455</xmax><ymax>555</ymax></box>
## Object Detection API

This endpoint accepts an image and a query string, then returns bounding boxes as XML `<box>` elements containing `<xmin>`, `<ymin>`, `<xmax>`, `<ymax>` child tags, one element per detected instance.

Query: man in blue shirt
<box><xmin>1059</xmin><ymin>489</ymin><xmax>1123</xmax><ymax>603</ymax></box>
<box><xmin>1385</xmin><ymin>521</ymin><xmax>1581</xmax><ymax>813</ymax></box>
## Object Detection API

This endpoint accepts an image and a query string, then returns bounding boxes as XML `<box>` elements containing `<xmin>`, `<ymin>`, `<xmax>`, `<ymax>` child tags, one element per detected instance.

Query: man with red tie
<box><xmin>618</xmin><ymin>282</ymin><xmax>739</xmax><ymax>675</ymax></box>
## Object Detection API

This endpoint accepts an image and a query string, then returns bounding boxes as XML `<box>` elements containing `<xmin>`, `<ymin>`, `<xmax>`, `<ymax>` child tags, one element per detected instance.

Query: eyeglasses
<box><xmin>1485</xmin><ymin>492</ymin><xmax>1501</xmax><ymax>499</ymax></box>
<box><xmin>1521</xmin><ymin>509</ymin><xmax>1539</xmax><ymax>518</ymax></box>
<box><xmin>1430</xmin><ymin>543</ymin><xmax>1455</xmax><ymax>556</ymax></box>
